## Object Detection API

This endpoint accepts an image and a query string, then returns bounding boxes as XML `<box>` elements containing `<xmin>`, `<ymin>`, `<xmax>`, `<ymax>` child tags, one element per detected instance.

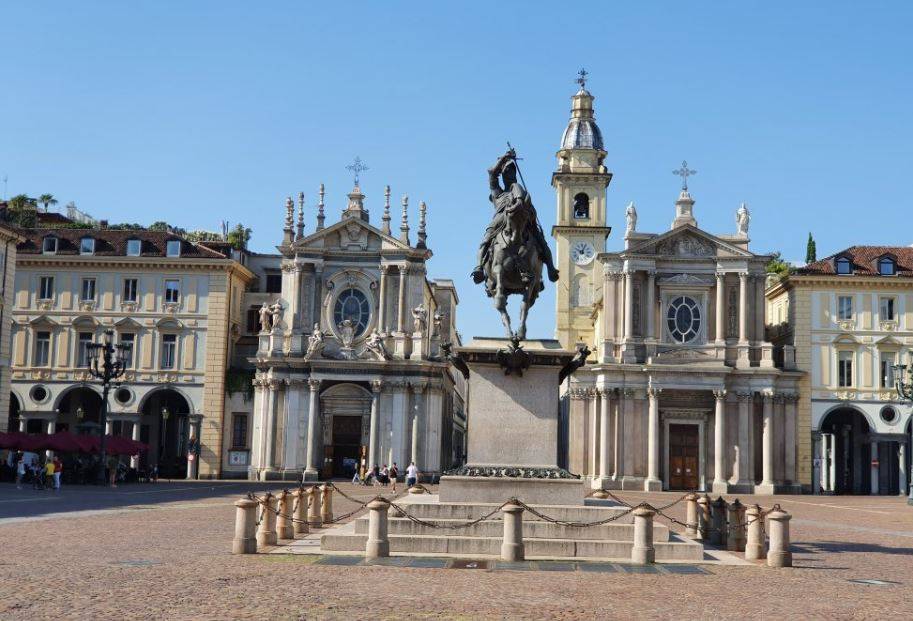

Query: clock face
<box><xmin>571</xmin><ymin>241</ymin><xmax>596</xmax><ymax>266</ymax></box>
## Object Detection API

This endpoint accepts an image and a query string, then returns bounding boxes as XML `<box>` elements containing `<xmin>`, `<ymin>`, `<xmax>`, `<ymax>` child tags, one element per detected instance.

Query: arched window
<box><xmin>835</xmin><ymin>257</ymin><xmax>852</xmax><ymax>275</ymax></box>
<box><xmin>573</xmin><ymin>193</ymin><xmax>590</xmax><ymax>219</ymax></box>
<box><xmin>878</xmin><ymin>257</ymin><xmax>896</xmax><ymax>276</ymax></box>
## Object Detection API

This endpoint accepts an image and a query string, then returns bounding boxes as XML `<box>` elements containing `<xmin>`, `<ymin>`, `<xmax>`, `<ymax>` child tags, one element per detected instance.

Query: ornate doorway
<box><xmin>320</xmin><ymin>383</ymin><xmax>371</xmax><ymax>479</ymax></box>
<box><xmin>668</xmin><ymin>424</ymin><xmax>700</xmax><ymax>490</ymax></box>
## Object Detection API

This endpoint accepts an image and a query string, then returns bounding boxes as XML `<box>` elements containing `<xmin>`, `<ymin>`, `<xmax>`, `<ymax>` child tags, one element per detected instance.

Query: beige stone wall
<box><xmin>792</xmin><ymin>287</ymin><xmax>813</xmax><ymax>487</ymax></box>
<box><xmin>0</xmin><ymin>231</ymin><xmax>19</xmax><ymax>432</ymax></box>
<box><xmin>199</xmin><ymin>273</ymin><xmax>229</xmax><ymax>478</ymax></box>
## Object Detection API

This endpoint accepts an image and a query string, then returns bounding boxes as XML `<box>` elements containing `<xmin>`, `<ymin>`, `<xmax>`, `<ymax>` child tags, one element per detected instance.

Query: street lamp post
<box><xmin>892</xmin><ymin>361</ymin><xmax>913</xmax><ymax>505</ymax></box>
<box><xmin>87</xmin><ymin>329</ymin><xmax>131</xmax><ymax>486</ymax></box>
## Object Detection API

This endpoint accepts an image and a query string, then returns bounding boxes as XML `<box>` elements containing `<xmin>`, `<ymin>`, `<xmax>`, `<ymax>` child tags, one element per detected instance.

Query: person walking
<box><xmin>371</xmin><ymin>464</ymin><xmax>380</xmax><ymax>487</ymax></box>
<box><xmin>53</xmin><ymin>456</ymin><xmax>63</xmax><ymax>491</ymax></box>
<box><xmin>406</xmin><ymin>461</ymin><xmax>420</xmax><ymax>489</ymax></box>
<box><xmin>389</xmin><ymin>463</ymin><xmax>399</xmax><ymax>493</ymax></box>
<box><xmin>15</xmin><ymin>455</ymin><xmax>25</xmax><ymax>490</ymax></box>
<box><xmin>44</xmin><ymin>459</ymin><xmax>55</xmax><ymax>490</ymax></box>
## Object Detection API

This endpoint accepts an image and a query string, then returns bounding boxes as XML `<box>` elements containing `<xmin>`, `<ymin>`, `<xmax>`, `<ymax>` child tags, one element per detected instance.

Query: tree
<box><xmin>806</xmin><ymin>233</ymin><xmax>817</xmax><ymax>264</ymax></box>
<box><xmin>148</xmin><ymin>221</ymin><xmax>170</xmax><ymax>232</ymax></box>
<box><xmin>766</xmin><ymin>251</ymin><xmax>791</xmax><ymax>279</ymax></box>
<box><xmin>38</xmin><ymin>193</ymin><xmax>58</xmax><ymax>213</ymax></box>
<box><xmin>4</xmin><ymin>194</ymin><xmax>38</xmax><ymax>227</ymax></box>
<box><xmin>227</xmin><ymin>223</ymin><xmax>252</xmax><ymax>250</ymax></box>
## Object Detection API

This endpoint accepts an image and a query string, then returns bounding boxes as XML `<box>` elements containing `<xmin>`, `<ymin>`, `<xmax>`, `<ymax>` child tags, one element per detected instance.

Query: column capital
<box><xmin>379</xmin><ymin>264</ymin><xmax>390</xmax><ymax>275</ymax></box>
<box><xmin>645</xmin><ymin>268</ymin><xmax>656</xmax><ymax>278</ymax></box>
<box><xmin>738</xmin><ymin>271</ymin><xmax>749</xmax><ymax>280</ymax></box>
<box><xmin>760</xmin><ymin>390</ymin><xmax>775</xmax><ymax>403</ymax></box>
<box><xmin>308</xmin><ymin>378</ymin><xmax>321</xmax><ymax>392</ymax></box>
<box><xmin>409</xmin><ymin>381</ymin><xmax>426</xmax><ymax>395</ymax></box>
<box><xmin>267</xmin><ymin>379</ymin><xmax>283</xmax><ymax>390</ymax></box>
<box><xmin>647</xmin><ymin>386</ymin><xmax>662</xmax><ymax>398</ymax></box>
<box><xmin>713</xmin><ymin>388</ymin><xmax>727</xmax><ymax>400</ymax></box>
<box><xmin>736</xmin><ymin>391</ymin><xmax>753</xmax><ymax>402</ymax></box>
<box><xmin>715</xmin><ymin>270</ymin><xmax>726</xmax><ymax>280</ymax></box>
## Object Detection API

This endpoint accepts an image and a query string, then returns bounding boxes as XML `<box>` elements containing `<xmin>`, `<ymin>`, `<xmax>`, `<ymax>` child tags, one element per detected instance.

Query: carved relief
<box><xmin>655</xmin><ymin>234</ymin><xmax>714</xmax><ymax>257</ymax></box>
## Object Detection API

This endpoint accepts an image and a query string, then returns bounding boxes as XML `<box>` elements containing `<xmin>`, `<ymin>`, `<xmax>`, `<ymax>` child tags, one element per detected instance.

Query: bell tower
<box><xmin>552</xmin><ymin>70</ymin><xmax>612</xmax><ymax>350</ymax></box>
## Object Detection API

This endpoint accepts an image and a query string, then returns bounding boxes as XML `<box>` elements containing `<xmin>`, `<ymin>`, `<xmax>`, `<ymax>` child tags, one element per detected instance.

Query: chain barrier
<box><xmin>513</xmin><ymin>498</ymin><xmax>640</xmax><ymax>527</ymax></box>
<box><xmin>387</xmin><ymin>499</ymin><xmax>506</xmax><ymax>530</ymax></box>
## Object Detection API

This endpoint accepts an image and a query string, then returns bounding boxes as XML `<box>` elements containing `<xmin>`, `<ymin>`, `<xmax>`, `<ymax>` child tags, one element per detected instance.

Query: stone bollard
<box><xmin>500</xmin><ymin>501</ymin><xmax>525</xmax><ymax>562</ymax></box>
<box><xmin>293</xmin><ymin>487</ymin><xmax>309</xmax><ymax>535</ymax></box>
<box><xmin>766</xmin><ymin>508</ymin><xmax>793</xmax><ymax>568</ymax></box>
<box><xmin>710</xmin><ymin>496</ymin><xmax>727</xmax><ymax>546</ymax></box>
<box><xmin>232</xmin><ymin>498</ymin><xmax>258</xmax><ymax>554</ymax></box>
<box><xmin>591</xmin><ymin>489</ymin><xmax>609</xmax><ymax>500</ymax></box>
<box><xmin>631</xmin><ymin>506</ymin><xmax>656</xmax><ymax>565</ymax></box>
<box><xmin>276</xmin><ymin>490</ymin><xmax>294</xmax><ymax>540</ymax></box>
<box><xmin>320</xmin><ymin>484</ymin><xmax>334</xmax><ymax>524</ymax></box>
<box><xmin>408</xmin><ymin>485</ymin><xmax>426</xmax><ymax>495</ymax></box>
<box><xmin>307</xmin><ymin>485</ymin><xmax>322</xmax><ymax>528</ymax></box>
<box><xmin>684</xmin><ymin>493</ymin><xmax>699</xmax><ymax>538</ymax></box>
<box><xmin>256</xmin><ymin>493</ymin><xmax>278</xmax><ymax>548</ymax></box>
<box><xmin>365</xmin><ymin>498</ymin><xmax>390</xmax><ymax>559</ymax></box>
<box><xmin>745</xmin><ymin>504</ymin><xmax>767</xmax><ymax>561</ymax></box>
<box><xmin>697</xmin><ymin>494</ymin><xmax>711</xmax><ymax>541</ymax></box>
<box><xmin>727</xmin><ymin>499</ymin><xmax>746</xmax><ymax>552</ymax></box>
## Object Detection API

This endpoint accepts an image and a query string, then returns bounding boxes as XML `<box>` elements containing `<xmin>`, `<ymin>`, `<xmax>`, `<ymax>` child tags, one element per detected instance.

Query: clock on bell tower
<box><xmin>552</xmin><ymin>70</ymin><xmax>612</xmax><ymax>351</ymax></box>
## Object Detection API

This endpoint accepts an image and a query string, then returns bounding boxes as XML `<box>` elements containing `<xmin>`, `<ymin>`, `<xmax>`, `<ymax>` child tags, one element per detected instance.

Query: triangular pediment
<box><xmin>625</xmin><ymin>225</ymin><xmax>754</xmax><ymax>259</ymax></box>
<box><xmin>291</xmin><ymin>217</ymin><xmax>413</xmax><ymax>254</ymax></box>
<box><xmin>833</xmin><ymin>334</ymin><xmax>860</xmax><ymax>345</ymax></box>
<box><xmin>114</xmin><ymin>317</ymin><xmax>142</xmax><ymax>329</ymax></box>
<box><xmin>29</xmin><ymin>314</ymin><xmax>59</xmax><ymax>327</ymax></box>
<box><xmin>874</xmin><ymin>335</ymin><xmax>903</xmax><ymax>348</ymax></box>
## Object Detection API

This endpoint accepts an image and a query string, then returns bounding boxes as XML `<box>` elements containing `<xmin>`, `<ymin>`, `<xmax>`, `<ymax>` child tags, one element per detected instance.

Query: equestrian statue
<box><xmin>470</xmin><ymin>147</ymin><xmax>559</xmax><ymax>342</ymax></box>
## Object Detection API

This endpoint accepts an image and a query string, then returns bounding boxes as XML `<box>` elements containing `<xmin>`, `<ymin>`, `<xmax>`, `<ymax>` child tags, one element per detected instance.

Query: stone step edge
<box><xmin>323</xmin><ymin>533</ymin><xmax>700</xmax><ymax>546</ymax></box>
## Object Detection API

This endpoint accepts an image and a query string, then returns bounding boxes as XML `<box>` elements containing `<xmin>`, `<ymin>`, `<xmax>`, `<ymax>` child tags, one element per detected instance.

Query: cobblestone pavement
<box><xmin>1</xmin><ymin>482</ymin><xmax>911</xmax><ymax>620</ymax></box>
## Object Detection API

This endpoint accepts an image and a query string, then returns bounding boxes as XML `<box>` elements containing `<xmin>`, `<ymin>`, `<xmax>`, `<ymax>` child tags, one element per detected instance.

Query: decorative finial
<box><xmin>283</xmin><ymin>196</ymin><xmax>294</xmax><ymax>245</ymax></box>
<box><xmin>399</xmin><ymin>194</ymin><xmax>410</xmax><ymax>245</ymax></box>
<box><xmin>317</xmin><ymin>183</ymin><xmax>325</xmax><ymax>231</ymax></box>
<box><xmin>381</xmin><ymin>184</ymin><xmax>392</xmax><ymax>235</ymax></box>
<box><xmin>576</xmin><ymin>68</ymin><xmax>588</xmax><ymax>90</ymax></box>
<box><xmin>296</xmin><ymin>192</ymin><xmax>305</xmax><ymax>240</ymax></box>
<box><xmin>346</xmin><ymin>156</ymin><xmax>369</xmax><ymax>188</ymax></box>
<box><xmin>417</xmin><ymin>200</ymin><xmax>427</xmax><ymax>249</ymax></box>
<box><xmin>672</xmin><ymin>160</ymin><xmax>697</xmax><ymax>192</ymax></box>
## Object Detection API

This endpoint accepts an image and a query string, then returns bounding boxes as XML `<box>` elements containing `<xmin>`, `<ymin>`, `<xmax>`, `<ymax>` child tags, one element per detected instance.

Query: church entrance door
<box><xmin>332</xmin><ymin>416</ymin><xmax>362</xmax><ymax>478</ymax></box>
<box><xmin>668</xmin><ymin>424</ymin><xmax>700</xmax><ymax>490</ymax></box>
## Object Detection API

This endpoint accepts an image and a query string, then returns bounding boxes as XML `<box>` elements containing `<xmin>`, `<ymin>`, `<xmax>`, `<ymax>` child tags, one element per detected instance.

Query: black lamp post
<box><xmin>86</xmin><ymin>329</ymin><xmax>131</xmax><ymax>485</ymax></box>
<box><xmin>892</xmin><ymin>361</ymin><xmax>913</xmax><ymax>505</ymax></box>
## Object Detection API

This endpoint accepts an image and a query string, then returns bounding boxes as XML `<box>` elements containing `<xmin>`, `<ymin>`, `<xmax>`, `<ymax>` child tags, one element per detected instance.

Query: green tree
<box><xmin>227</xmin><ymin>223</ymin><xmax>252</xmax><ymax>250</ymax></box>
<box><xmin>4</xmin><ymin>194</ymin><xmax>38</xmax><ymax>227</ymax></box>
<box><xmin>766</xmin><ymin>251</ymin><xmax>791</xmax><ymax>279</ymax></box>
<box><xmin>38</xmin><ymin>193</ymin><xmax>58</xmax><ymax>213</ymax></box>
<box><xmin>148</xmin><ymin>221</ymin><xmax>170</xmax><ymax>232</ymax></box>
<box><xmin>806</xmin><ymin>233</ymin><xmax>817</xmax><ymax>264</ymax></box>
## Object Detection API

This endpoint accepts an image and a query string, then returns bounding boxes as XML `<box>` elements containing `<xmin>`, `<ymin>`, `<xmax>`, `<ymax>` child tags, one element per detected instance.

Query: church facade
<box><xmin>248</xmin><ymin>182</ymin><xmax>465</xmax><ymax>481</ymax></box>
<box><xmin>553</xmin><ymin>80</ymin><xmax>803</xmax><ymax>494</ymax></box>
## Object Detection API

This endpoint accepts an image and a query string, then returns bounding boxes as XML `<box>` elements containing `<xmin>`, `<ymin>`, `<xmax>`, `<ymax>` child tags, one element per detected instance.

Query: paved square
<box><xmin>1</xmin><ymin>482</ymin><xmax>912</xmax><ymax>618</ymax></box>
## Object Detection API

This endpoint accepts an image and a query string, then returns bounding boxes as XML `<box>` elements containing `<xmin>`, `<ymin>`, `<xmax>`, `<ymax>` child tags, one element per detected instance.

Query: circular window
<box><xmin>333</xmin><ymin>288</ymin><xmax>370</xmax><ymax>337</ymax></box>
<box><xmin>115</xmin><ymin>387</ymin><xmax>132</xmax><ymax>405</ymax></box>
<box><xmin>666</xmin><ymin>296</ymin><xmax>702</xmax><ymax>343</ymax></box>
<box><xmin>880</xmin><ymin>406</ymin><xmax>898</xmax><ymax>425</ymax></box>
<box><xmin>30</xmin><ymin>385</ymin><xmax>49</xmax><ymax>403</ymax></box>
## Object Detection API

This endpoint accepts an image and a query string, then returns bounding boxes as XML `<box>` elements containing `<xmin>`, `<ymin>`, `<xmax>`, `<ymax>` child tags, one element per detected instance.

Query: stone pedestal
<box><xmin>439</xmin><ymin>338</ymin><xmax>584</xmax><ymax>505</ymax></box>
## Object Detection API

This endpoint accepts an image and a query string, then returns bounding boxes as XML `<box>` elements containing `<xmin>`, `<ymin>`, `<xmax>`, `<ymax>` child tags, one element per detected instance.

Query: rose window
<box><xmin>333</xmin><ymin>288</ymin><xmax>370</xmax><ymax>336</ymax></box>
<box><xmin>666</xmin><ymin>296</ymin><xmax>701</xmax><ymax>343</ymax></box>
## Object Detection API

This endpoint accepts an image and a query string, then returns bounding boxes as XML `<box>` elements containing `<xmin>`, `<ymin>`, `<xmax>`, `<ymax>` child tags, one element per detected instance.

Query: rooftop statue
<box><xmin>470</xmin><ymin>148</ymin><xmax>559</xmax><ymax>341</ymax></box>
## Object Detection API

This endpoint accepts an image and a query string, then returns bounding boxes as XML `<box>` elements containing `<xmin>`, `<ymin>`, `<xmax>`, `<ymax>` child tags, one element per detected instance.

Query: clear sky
<box><xmin>3</xmin><ymin>2</ymin><xmax>912</xmax><ymax>340</ymax></box>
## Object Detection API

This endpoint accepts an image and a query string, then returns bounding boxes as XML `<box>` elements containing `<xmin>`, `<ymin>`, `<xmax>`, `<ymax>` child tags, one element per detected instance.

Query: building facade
<box><xmin>249</xmin><ymin>184</ymin><xmax>466</xmax><ymax>481</ymax></box>
<box><xmin>0</xmin><ymin>224</ymin><xmax>23</xmax><ymax>434</ymax></box>
<box><xmin>767</xmin><ymin>246</ymin><xmax>913</xmax><ymax>495</ymax></box>
<box><xmin>552</xmin><ymin>81</ymin><xmax>802</xmax><ymax>494</ymax></box>
<box><xmin>7</xmin><ymin>228</ymin><xmax>253</xmax><ymax>478</ymax></box>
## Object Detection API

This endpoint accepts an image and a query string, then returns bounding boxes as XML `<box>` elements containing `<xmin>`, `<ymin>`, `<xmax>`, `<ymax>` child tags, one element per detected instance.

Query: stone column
<box><xmin>631</xmin><ymin>506</ymin><xmax>656</xmax><ymax>564</ymax></box>
<box><xmin>599</xmin><ymin>388</ymin><xmax>612</xmax><ymax>483</ymax></box>
<box><xmin>613</xmin><ymin>394</ymin><xmax>625</xmax><ymax>481</ymax></box>
<box><xmin>736</xmin><ymin>392</ymin><xmax>754</xmax><ymax>489</ymax></box>
<box><xmin>871</xmin><ymin>439</ymin><xmax>880</xmax><ymax>495</ymax></box>
<box><xmin>715</xmin><ymin>272</ymin><xmax>726</xmax><ymax>343</ymax></box>
<box><xmin>186</xmin><ymin>415</ymin><xmax>201</xmax><ymax>480</ymax></box>
<box><xmin>623</xmin><ymin>270</ymin><xmax>634</xmax><ymax>340</ymax></box>
<box><xmin>378</xmin><ymin>265</ymin><xmax>389</xmax><ymax>331</ymax></box>
<box><xmin>818</xmin><ymin>434</ymin><xmax>828</xmax><ymax>492</ymax></box>
<box><xmin>754</xmin><ymin>275</ymin><xmax>766</xmax><ymax>342</ymax></box>
<box><xmin>827</xmin><ymin>434</ymin><xmax>836</xmax><ymax>492</ymax></box>
<box><xmin>712</xmin><ymin>389</ymin><xmax>727</xmax><ymax>493</ymax></box>
<box><xmin>784</xmin><ymin>395</ymin><xmax>797</xmax><ymax>487</ymax></box>
<box><xmin>899</xmin><ymin>442</ymin><xmax>908</xmax><ymax>497</ymax></box>
<box><xmin>304</xmin><ymin>379</ymin><xmax>321</xmax><ymax>480</ymax></box>
<box><xmin>590</xmin><ymin>389</ymin><xmax>599</xmax><ymax>476</ymax></box>
<box><xmin>366</xmin><ymin>498</ymin><xmax>390</xmax><ymax>558</ymax></box>
<box><xmin>410</xmin><ymin>382</ymin><xmax>424</xmax><ymax>469</ymax></box>
<box><xmin>757</xmin><ymin>392</ymin><xmax>775</xmax><ymax>494</ymax></box>
<box><xmin>368</xmin><ymin>380</ymin><xmax>382</xmax><ymax>469</ymax></box>
<box><xmin>263</xmin><ymin>380</ymin><xmax>279</xmax><ymax>471</ymax></box>
<box><xmin>397</xmin><ymin>265</ymin><xmax>407</xmax><ymax>333</ymax></box>
<box><xmin>645</xmin><ymin>270</ymin><xmax>655</xmax><ymax>340</ymax></box>
<box><xmin>311</xmin><ymin>265</ymin><xmax>323</xmax><ymax>331</ymax></box>
<box><xmin>423</xmin><ymin>381</ymin><xmax>443</xmax><ymax>475</ymax></box>
<box><xmin>131</xmin><ymin>421</ymin><xmax>141</xmax><ymax>470</ymax></box>
<box><xmin>738</xmin><ymin>272</ymin><xmax>749</xmax><ymax>344</ymax></box>
<box><xmin>45</xmin><ymin>420</ymin><xmax>56</xmax><ymax>459</ymax></box>
<box><xmin>645</xmin><ymin>386</ymin><xmax>662</xmax><ymax>491</ymax></box>
<box><xmin>500</xmin><ymin>502</ymin><xmax>525</xmax><ymax>562</ymax></box>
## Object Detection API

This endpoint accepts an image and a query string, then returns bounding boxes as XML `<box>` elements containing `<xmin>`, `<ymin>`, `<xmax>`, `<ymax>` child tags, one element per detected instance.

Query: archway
<box><xmin>58</xmin><ymin>386</ymin><xmax>104</xmax><ymax>436</ymax></box>
<box><xmin>7</xmin><ymin>393</ymin><xmax>21</xmax><ymax>433</ymax></box>
<box><xmin>320</xmin><ymin>383</ymin><xmax>371</xmax><ymax>478</ymax></box>
<box><xmin>820</xmin><ymin>407</ymin><xmax>883</xmax><ymax>495</ymax></box>
<box><xmin>140</xmin><ymin>389</ymin><xmax>192</xmax><ymax>478</ymax></box>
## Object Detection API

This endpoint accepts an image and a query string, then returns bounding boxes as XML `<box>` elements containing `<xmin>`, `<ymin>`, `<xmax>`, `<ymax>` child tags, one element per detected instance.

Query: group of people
<box><xmin>7</xmin><ymin>452</ymin><xmax>63</xmax><ymax>491</ymax></box>
<box><xmin>352</xmin><ymin>461</ymin><xmax>421</xmax><ymax>492</ymax></box>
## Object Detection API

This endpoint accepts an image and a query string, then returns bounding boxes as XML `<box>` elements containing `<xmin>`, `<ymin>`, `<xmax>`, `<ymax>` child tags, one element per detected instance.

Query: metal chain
<box><xmin>386</xmin><ymin>500</ymin><xmax>506</xmax><ymax>530</ymax></box>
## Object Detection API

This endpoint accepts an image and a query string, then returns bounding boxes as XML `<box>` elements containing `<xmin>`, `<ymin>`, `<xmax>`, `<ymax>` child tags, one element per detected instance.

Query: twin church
<box><xmin>249</xmin><ymin>75</ymin><xmax>801</xmax><ymax>495</ymax></box>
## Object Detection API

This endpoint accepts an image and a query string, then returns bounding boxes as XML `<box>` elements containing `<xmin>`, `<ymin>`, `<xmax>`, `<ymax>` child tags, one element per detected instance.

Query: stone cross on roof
<box><xmin>346</xmin><ymin>156</ymin><xmax>369</xmax><ymax>187</ymax></box>
<box><xmin>576</xmin><ymin>68</ymin><xmax>588</xmax><ymax>90</ymax></box>
<box><xmin>672</xmin><ymin>160</ymin><xmax>697</xmax><ymax>191</ymax></box>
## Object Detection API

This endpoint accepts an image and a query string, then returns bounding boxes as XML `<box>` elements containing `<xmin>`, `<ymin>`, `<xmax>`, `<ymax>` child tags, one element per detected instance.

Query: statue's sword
<box><xmin>506</xmin><ymin>141</ymin><xmax>528</xmax><ymax>191</ymax></box>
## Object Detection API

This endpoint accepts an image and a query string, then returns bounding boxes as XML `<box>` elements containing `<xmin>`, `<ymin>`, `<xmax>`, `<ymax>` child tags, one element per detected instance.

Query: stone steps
<box><xmin>320</xmin><ymin>532</ymin><xmax>703</xmax><ymax>561</ymax></box>
<box><xmin>352</xmin><ymin>516</ymin><xmax>670</xmax><ymax>542</ymax></box>
<box><xmin>390</xmin><ymin>501</ymin><xmax>634</xmax><ymax>524</ymax></box>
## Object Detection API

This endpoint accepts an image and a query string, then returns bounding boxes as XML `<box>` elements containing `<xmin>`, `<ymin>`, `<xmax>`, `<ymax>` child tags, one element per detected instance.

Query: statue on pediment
<box><xmin>258</xmin><ymin>303</ymin><xmax>271</xmax><ymax>333</ymax></box>
<box><xmin>736</xmin><ymin>203</ymin><xmax>750</xmax><ymax>237</ymax></box>
<box><xmin>364</xmin><ymin>330</ymin><xmax>391</xmax><ymax>361</ymax></box>
<box><xmin>305</xmin><ymin>323</ymin><xmax>325</xmax><ymax>360</ymax></box>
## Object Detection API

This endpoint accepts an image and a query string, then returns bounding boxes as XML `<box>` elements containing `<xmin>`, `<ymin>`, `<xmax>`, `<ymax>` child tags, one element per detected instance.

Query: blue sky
<box><xmin>3</xmin><ymin>2</ymin><xmax>912</xmax><ymax>339</ymax></box>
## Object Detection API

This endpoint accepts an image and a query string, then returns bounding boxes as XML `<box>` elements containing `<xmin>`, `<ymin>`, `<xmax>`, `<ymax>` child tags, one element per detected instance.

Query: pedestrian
<box><xmin>406</xmin><ymin>461</ymin><xmax>420</xmax><ymax>489</ymax></box>
<box><xmin>53</xmin><ymin>456</ymin><xmax>62</xmax><ymax>491</ymax></box>
<box><xmin>380</xmin><ymin>464</ymin><xmax>389</xmax><ymax>486</ymax></box>
<box><xmin>44</xmin><ymin>459</ymin><xmax>55</xmax><ymax>490</ymax></box>
<box><xmin>371</xmin><ymin>464</ymin><xmax>380</xmax><ymax>487</ymax></box>
<box><xmin>351</xmin><ymin>468</ymin><xmax>362</xmax><ymax>485</ymax></box>
<box><xmin>389</xmin><ymin>463</ymin><xmax>399</xmax><ymax>493</ymax></box>
<box><xmin>109</xmin><ymin>457</ymin><xmax>118</xmax><ymax>488</ymax></box>
<box><xmin>15</xmin><ymin>455</ymin><xmax>25</xmax><ymax>490</ymax></box>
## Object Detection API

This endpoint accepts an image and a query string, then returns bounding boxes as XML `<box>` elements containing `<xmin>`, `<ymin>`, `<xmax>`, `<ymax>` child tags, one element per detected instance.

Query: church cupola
<box><xmin>561</xmin><ymin>85</ymin><xmax>604</xmax><ymax>152</ymax></box>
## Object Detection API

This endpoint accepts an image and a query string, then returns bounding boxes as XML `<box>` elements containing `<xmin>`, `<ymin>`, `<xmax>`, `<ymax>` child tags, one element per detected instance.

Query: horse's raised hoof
<box><xmin>470</xmin><ymin>268</ymin><xmax>486</xmax><ymax>284</ymax></box>
<box><xmin>548</xmin><ymin>267</ymin><xmax>560</xmax><ymax>282</ymax></box>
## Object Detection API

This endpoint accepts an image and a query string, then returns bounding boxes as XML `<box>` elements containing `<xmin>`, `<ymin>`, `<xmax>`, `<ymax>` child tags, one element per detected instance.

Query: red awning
<box><xmin>0</xmin><ymin>432</ymin><xmax>147</xmax><ymax>455</ymax></box>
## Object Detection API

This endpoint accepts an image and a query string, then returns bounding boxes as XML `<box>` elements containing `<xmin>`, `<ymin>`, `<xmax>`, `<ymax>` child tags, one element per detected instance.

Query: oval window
<box><xmin>333</xmin><ymin>288</ymin><xmax>370</xmax><ymax>337</ymax></box>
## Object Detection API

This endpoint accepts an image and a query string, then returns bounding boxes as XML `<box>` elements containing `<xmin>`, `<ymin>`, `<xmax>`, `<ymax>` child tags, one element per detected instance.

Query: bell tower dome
<box><xmin>552</xmin><ymin>70</ymin><xmax>613</xmax><ymax>351</ymax></box>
